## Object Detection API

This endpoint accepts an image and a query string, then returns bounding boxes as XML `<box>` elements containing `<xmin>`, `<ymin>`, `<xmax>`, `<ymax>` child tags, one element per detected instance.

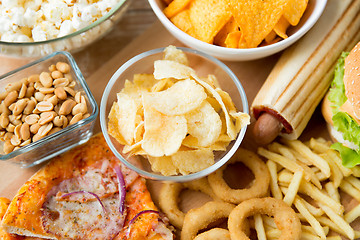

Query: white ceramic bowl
<box><xmin>148</xmin><ymin>0</ymin><xmax>327</xmax><ymax>61</ymax></box>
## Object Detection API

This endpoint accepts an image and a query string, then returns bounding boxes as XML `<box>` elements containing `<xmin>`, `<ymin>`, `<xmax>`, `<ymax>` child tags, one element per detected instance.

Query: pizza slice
<box><xmin>1</xmin><ymin>133</ymin><xmax>174</xmax><ymax>240</ymax></box>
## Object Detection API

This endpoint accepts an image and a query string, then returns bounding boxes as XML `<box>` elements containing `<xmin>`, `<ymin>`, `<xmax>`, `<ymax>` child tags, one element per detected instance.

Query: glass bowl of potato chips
<box><xmin>148</xmin><ymin>0</ymin><xmax>327</xmax><ymax>61</ymax></box>
<box><xmin>100</xmin><ymin>46</ymin><xmax>250</xmax><ymax>181</ymax></box>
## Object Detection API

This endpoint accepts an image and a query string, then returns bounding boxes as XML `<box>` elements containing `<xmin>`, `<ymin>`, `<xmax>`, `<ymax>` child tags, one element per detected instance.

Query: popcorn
<box><xmin>0</xmin><ymin>0</ymin><xmax>119</xmax><ymax>42</ymax></box>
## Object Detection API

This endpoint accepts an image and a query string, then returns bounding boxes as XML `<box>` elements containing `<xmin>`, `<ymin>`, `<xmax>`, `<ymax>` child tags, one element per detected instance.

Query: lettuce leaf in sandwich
<box><xmin>328</xmin><ymin>52</ymin><xmax>360</xmax><ymax>168</ymax></box>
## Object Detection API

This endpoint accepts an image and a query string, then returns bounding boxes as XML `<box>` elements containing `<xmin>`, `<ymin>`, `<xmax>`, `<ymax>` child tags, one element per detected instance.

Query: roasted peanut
<box><xmin>39</xmin><ymin>87</ymin><xmax>55</xmax><ymax>94</ymax></box>
<box><xmin>49</xmin><ymin>64</ymin><xmax>57</xmax><ymax>72</ymax></box>
<box><xmin>14</xmin><ymin>124</ymin><xmax>21</xmax><ymax>139</ymax></box>
<box><xmin>4</xmin><ymin>132</ymin><xmax>13</xmax><ymax>141</ymax></box>
<box><xmin>20</xmin><ymin>123</ymin><xmax>30</xmax><ymax>140</ymax></box>
<box><xmin>39</xmin><ymin>72</ymin><xmax>53</xmax><ymax>88</ymax></box>
<box><xmin>0</xmin><ymin>102</ymin><xmax>10</xmax><ymax>115</ymax></box>
<box><xmin>32</xmin><ymin>133</ymin><xmax>43</xmax><ymax>142</ymax></box>
<box><xmin>30</xmin><ymin>123</ymin><xmax>41</xmax><ymax>134</ymax></box>
<box><xmin>36</xmin><ymin>101</ymin><xmax>54</xmax><ymax>112</ymax></box>
<box><xmin>64</xmin><ymin>87</ymin><xmax>75</xmax><ymax>97</ymax></box>
<box><xmin>72</xmin><ymin>103</ymin><xmax>87</xmax><ymax>115</ymax></box>
<box><xmin>64</xmin><ymin>73</ymin><xmax>73</xmax><ymax>82</ymax></box>
<box><xmin>38</xmin><ymin>111</ymin><xmax>56</xmax><ymax>125</ymax></box>
<box><xmin>38</xmin><ymin>122</ymin><xmax>53</xmax><ymax>137</ymax></box>
<box><xmin>75</xmin><ymin>92</ymin><xmax>81</xmax><ymax>103</ymax></box>
<box><xmin>5</xmin><ymin>82</ymin><xmax>22</xmax><ymax>92</ymax></box>
<box><xmin>23</xmin><ymin>100</ymin><xmax>36</xmax><ymax>115</ymax></box>
<box><xmin>13</xmin><ymin>99</ymin><xmax>27</xmax><ymax>115</ymax></box>
<box><xmin>18</xmin><ymin>83</ymin><xmax>27</xmax><ymax>98</ymax></box>
<box><xmin>47</xmin><ymin>95</ymin><xmax>59</xmax><ymax>106</ymax></box>
<box><xmin>28</xmin><ymin>74</ymin><xmax>40</xmax><ymax>83</ymax></box>
<box><xmin>4</xmin><ymin>91</ymin><xmax>18</xmax><ymax>107</ymax></box>
<box><xmin>0</xmin><ymin>92</ymin><xmax>8</xmax><ymax>101</ymax></box>
<box><xmin>59</xmin><ymin>99</ymin><xmax>76</xmax><ymax>115</ymax></box>
<box><xmin>4</xmin><ymin>140</ymin><xmax>14</xmax><ymax>154</ymax></box>
<box><xmin>48</xmin><ymin>127</ymin><xmax>61</xmax><ymax>135</ymax></box>
<box><xmin>6</xmin><ymin>123</ymin><xmax>15</xmax><ymax>133</ymax></box>
<box><xmin>34</xmin><ymin>92</ymin><xmax>45</xmax><ymax>102</ymax></box>
<box><xmin>56</xmin><ymin>62</ymin><xmax>70</xmax><ymax>73</ymax></box>
<box><xmin>9</xmin><ymin>115</ymin><xmax>21</xmax><ymax>126</ymax></box>
<box><xmin>10</xmin><ymin>135</ymin><xmax>21</xmax><ymax>146</ymax></box>
<box><xmin>25</xmin><ymin>86</ymin><xmax>35</xmax><ymax>98</ymax></box>
<box><xmin>53</xmin><ymin>78</ymin><xmax>70</xmax><ymax>87</ymax></box>
<box><xmin>25</xmin><ymin>114</ymin><xmax>40</xmax><ymax>125</ymax></box>
<box><xmin>34</xmin><ymin>81</ymin><xmax>44</xmax><ymax>90</ymax></box>
<box><xmin>69</xmin><ymin>113</ymin><xmax>82</xmax><ymax>125</ymax></box>
<box><xmin>51</xmin><ymin>70</ymin><xmax>63</xmax><ymax>79</ymax></box>
<box><xmin>20</xmin><ymin>139</ymin><xmax>31</xmax><ymax>146</ymax></box>
<box><xmin>54</xmin><ymin>87</ymin><xmax>67</xmax><ymax>100</ymax></box>
<box><xmin>0</xmin><ymin>114</ymin><xmax>9</xmax><ymax>129</ymax></box>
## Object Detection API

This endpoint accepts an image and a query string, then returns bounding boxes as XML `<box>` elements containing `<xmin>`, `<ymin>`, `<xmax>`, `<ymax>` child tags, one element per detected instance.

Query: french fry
<box><xmin>258</xmin><ymin>147</ymin><xmax>310</xmax><ymax>180</ymax></box>
<box><xmin>309</xmin><ymin>137</ymin><xmax>331</xmax><ymax>153</ymax></box>
<box><xmin>265</xmin><ymin>228</ymin><xmax>281</xmax><ymax>239</ymax></box>
<box><xmin>282</xmin><ymin>139</ymin><xmax>331</xmax><ymax>178</ymax></box>
<box><xmin>299</xmin><ymin>181</ymin><xmax>343</xmax><ymax>215</ymax></box>
<box><xmin>345</xmin><ymin>175</ymin><xmax>360</xmax><ymax>191</ymax></box>
<box><xmin>254</xmin><ymin>214</ymin><xmax>266</xmax><ymax>240</ymax></box>
<box><xmin>316</xmin><ymin>216</ymin><xmax>347</xmax><ymax>237</ymax></box>
<box><xmin>296</xmin><ymin>160</ymin><xmax>322</xmax><ymax>189</ymax></box>
<box><xmin>318</xmin><ymin>203</ymin><xmax>355</xmax><ymax>240</ymax></box>
<box><xmin>283</xmin><ymin>171</ymin><xmax>303</xmax><ymax>206</ymax></box>
<box><xmin>297</xmin><ymin>196</ymin><xmax>324</xmax><ymax>217</ymax></box>
<box><xmin>266</xmin><ymin>160</ymin><xmax>283</xmax><ymax>200</ymax></box>
<box><xmin>326</xmin><ymin>149</ymin><xmax>352</xmax><ymax>177</ymax></box>
<box><xmin>262</xmin><ymin>215</ymin><xmax>276</xmax><ymax>229</ymax></box>
<box><xmin>320</xmin><ymin>152</ymin><xmax>343</xmax><ymax>188</ymax></box>
<box><xmin>294</xmin><ymin>198</ymin><xmax>326</xmax><ymax>239</ymax></box>
<box><xmin>324</xmin><ymin>182</ymin><xmax>340</xmax><ymax>203</ymax></box>
<box><xmin>344</xmin><ymin>204</ymin><xmax>360</xmax><ymax>223</ymax></box>
<box><xmin>339</xmin><ymin>180</ymin><xmax>360</xmax><ymax>202</ymax></box>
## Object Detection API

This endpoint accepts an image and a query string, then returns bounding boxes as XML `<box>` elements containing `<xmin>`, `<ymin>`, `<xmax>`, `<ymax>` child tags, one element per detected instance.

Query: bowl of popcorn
<box><xmin>148</xmin><ymin>0</ymin><xmax>327</xmax><ymax>61</ymax></box>
<box><xmin>100</xmin><ymin>46</ymin><xmax>250</xmax><ymax>181</ymax></box>
<box><xmin>0</xmin><ymin>0</ymin><xmax>130</xmax><ymax>58</ymax></box>
<box><xmin>0</xmin><ymin>51</ymin><xmax>98</xmax><ymax>167</ymax></box>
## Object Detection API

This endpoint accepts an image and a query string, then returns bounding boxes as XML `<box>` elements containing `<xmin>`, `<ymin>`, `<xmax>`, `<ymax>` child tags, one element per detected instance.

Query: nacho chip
<box><xmin>146</xmin><ymin>79</ymin><xmax>207</xmax><ymax>115</ymax></box>
<box><xmin>274</xmin><ymin>16</ymin><xmax>290</xmax><ymax>39</ymax></box>
<box><xmin>142</xmin><ymin>95</ymin><xmax>187</xmax><ymax>157</ymax></box>
<box><xmin>188</xmin><ymin>0</ymin><xmax>232</xmax><ymax>43</ymax></box>
<box><xmin>154</xmin><ymin>60</ymin><xmax>195</xmax><ymax>80</ymax></box>
<box><xmin>171</xmin><ymin>149</ymin><xmax>214</xmax><ymax>175</ymax></box>
<box><xmin>185</xmin><ymin>101</ymin><xmax>222</xmax><ymax>147</ymax></box>
<box><xmin>213</xmin><ymin>16</ymin><xmax>239</xmax><ymax>47</ymax></box>
<box><xmin>225</xmin><ymin>31</ymin><xmax>242</xmax><ymax>48</ymax></box>
<box><xmin>229</xmin><ymin>0</ymin><xmax>288</xmax><ymax>48</ymax></box>
<box><xmin>170</xmin><ymin>9</ymin><xmax>196</xmax><ymax>38</ymax></box>
<box><xmin>148</xmin><ymin>155</ymin><xmax>179</xmax><ymax>176</ymax></box>
<box><xmin>284</xmin><ymin>0</ymin><xmax>308</xmax><ymax>26</ymax></box>
<box><xmin>265</xmin><ymin>30</ymin><xmax>277</xmax><ymax>44</ymax></box>
<box><xmin>163</xmin><ymin>45</ymin><xmax>189</xmax><ymax>66</ymax></box>
<box><xmin>163</xmin><ymin>0</ymin><xmax>192</xmax><ymax>18</ymax></box>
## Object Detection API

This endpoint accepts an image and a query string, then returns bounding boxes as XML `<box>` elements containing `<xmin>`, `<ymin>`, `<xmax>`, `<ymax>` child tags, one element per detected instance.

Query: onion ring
<box><xmin>193</xmin><ymin>228</ymin><xmax>231</xmax><ymax>240</ymax></box>
<box><xmin>158</xmin><ymin>177</ymin><xmax>219</xmax><ymax>229</ymax></box>
<box><xmin>181</xmin><ymin>201</ymin><xmax>235</xmax><ymax>240</ymax></box>
<box><xmin>228</xmin><ymin>197</ymin><xmax>301</xmax><ymax>240</ymax></box>
<box><xmin>208</xmin><ymin>148</ymin><xmax>270</xmax><ymax>204</ymax></box>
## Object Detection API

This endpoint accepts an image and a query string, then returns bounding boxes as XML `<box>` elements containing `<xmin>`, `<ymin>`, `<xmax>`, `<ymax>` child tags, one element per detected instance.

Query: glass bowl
<box><xmin>148</xmin><ymin>0</ymin><xmax>327</xmax><ymax>61</ymax></box>
<box><xmin>0</xmin><ymin>0</ymin><xmax>130</xmax><ymax>58</ymax></box>
<box><xmin>100</xmin><ymin>47</ymin><xmax>249</xmax><ymax>182</ymax></box>
<box><xmin>0</xmin><ymin>51</ymin><xmax>98</xmax><ymax>167</ymax></box>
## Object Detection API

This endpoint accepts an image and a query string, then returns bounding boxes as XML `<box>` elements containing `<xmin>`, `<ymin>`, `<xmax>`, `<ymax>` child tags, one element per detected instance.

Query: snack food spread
<box><xmin>108</xmin><ymin>46</ymin><xmax>250</xmax><ymax>176</ymax></box>
<box><xmin>162</xmin><ymin>0</ymin><xmax>308</xmax><ymax>48</ymax></box>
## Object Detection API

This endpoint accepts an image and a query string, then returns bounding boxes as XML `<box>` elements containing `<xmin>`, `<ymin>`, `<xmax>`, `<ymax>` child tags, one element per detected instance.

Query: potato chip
<box><xmin>134</xmin><ymin>121</ymin><xmax>144</xmax><ymax>143</ymax></box>
<box><xmin>163</xmin><ymin>45</ymin><xmax>189</xmax><ymax>66</ymax></box>
<box><xmin>191</xmin><ymin>73</ymin><xmax>237</xmax><ymax>140</ymax></box>
<box><xmin>163</xmin><ymin>0</ymin><xmax>192</xmax><ymax>18</ymax></box>
<box><xmin>148</xmin><ymin>155</ymin><xmax>179</xmax><ymax>176</ymax></box>
<box><xmin>151</xmin><ymin>78</ymin><xmax>174</xmax><ymax>92</ymax></box>
<box><xmin>133</xmin><ymin>73</ymin><xmax>158</xmax><ymax>91</ymax></box>
<box><xmin>216</xmin><ymin>88</ymin><xmax>237</xmax><ymax>112</ymax></box>
<box><xmin>284</xmin><ymin>0</ymin><xmax>308</xmax><ymax>26</ymax></box>
<box><xmin>123</xmin><ymin>141</ymin><xmax>142</xmax><ymax>155</ymax></box>
<box><xmin>207</xmin><ymin>97</ymin><xmax>221</xmax><ymax>113</ymax></box>
<box><xmin>146</xmin><ymin>79</ymin><xmax>207</xmax><ymax>115</ymax></box>
<box><xmin>171</xmin><ymin>149</ymin><xmax>214</xmax><ymax>175</ymax></box>
<box><xmin>154</xmin><ymin>60</ymin><xmax>195</xmax><ymax>80</ymax></box>
<box><xmin>188</xmin><ymin>0</ymin><xmax>231</xmax><ymax>43</ymax></box>
<box><xmin>229</xmin><ymin>0</ymin><xmax>288</xmax><ymax>48</ymax></box>
<box><xmin>109</xmin><ymin>92</ymin><xmax>138</xmax><ymax>145</ymax></box>
<box><xmin>230</xmin><ymin>111</ymin><xmax>251</xmax><ymax>133</ymax></box>
<box><xmin>185</xmin><ymin>100</ymin><xmax>222</xmax><ymax>147</ymax></box>
<box><xmin>225</xmin><ymin>31</ymin><xmax>242</xmax><ymax>48</ymax></box>
<box><xmin>274</xmin><ymin>16</ymin><xmax>290</xmax><ymax>39</ymax></box>
<box><xmin>108</xmin><ymin>102</ymin><xmax>126</xmax><ymax>145</ymax></box>
<box><xmin>141</xmin><ymin>94</ymin><xmax>187</xmax><ymax>157</ymax></box>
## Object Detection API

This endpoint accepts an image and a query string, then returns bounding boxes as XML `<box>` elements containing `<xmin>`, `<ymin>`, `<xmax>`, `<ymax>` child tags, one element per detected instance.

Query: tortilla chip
<box><xmin>170</xmin><ymin>9</ymin><xmax>196</xmax><ymax>37</ymax></box>
<box><xmin>274</xmin><ymin>16</ymin><xmax>290</xmax><ymax>39</ymax></box>
<box><xmin>225</xmin><ymin>31</ymin><xmax>242</xmax><ymax>48</ymax></box>
<box><xmin>229</xmin><ymin>0</ymin><xmax>289</xmax><ymax>48</ymax></box>
<box><xmin>189</xmin><ymin>0</ymin><xmax>232</xmax><ymax>43</ymax></box>
<box><xmin>284</xmin><ymin>0</ymin><xmax>308</xmax><ymax>26</ymax></box>
<box><xmin>213</xmin><ymin>17</ymin><xmax>239</xmax><ymax>47</ymax></box>
<box><xmin>164</xmin><ymin>0</ymin><xmax>192</xmax><ymax>18</ymax></box>
<box><xmin>265</xmin><ymin>30</ymin><xmax>277</xmax><ymax>44</ymax></box>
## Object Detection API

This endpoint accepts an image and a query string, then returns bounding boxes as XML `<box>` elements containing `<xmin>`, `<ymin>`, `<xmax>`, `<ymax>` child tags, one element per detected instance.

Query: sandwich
<box><xmin>322</xmin><ymin>41</ymin><xmax>360</xmax><ymax>168</ymax></box>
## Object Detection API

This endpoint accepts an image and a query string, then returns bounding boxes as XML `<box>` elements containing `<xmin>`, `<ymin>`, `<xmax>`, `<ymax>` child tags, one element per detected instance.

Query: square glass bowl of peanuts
<box><xmin>0</xmin><ymin>51</ymin><xmax>98</xmax><ymax>167</ymax></box>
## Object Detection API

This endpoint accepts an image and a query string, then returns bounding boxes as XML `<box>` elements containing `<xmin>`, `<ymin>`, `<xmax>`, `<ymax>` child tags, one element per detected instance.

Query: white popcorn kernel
<box><xmin>42</xmin><ymin>2</ymin><xmax>71</xmax><ymax>24</ymax></box>
<box><xmin>32</xmin><ymin>26</ymin><xmax>47</xmax><ymax>41</ymax></box>
<box><xmin>58</xmin><ymin>20</ymin><xmax>75</xmax><ymax>37</ymax></box>
<box><xmin>23</xmin><ymin>9</ymin><xmax>37</xmax><ymax>27</ymax></box>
